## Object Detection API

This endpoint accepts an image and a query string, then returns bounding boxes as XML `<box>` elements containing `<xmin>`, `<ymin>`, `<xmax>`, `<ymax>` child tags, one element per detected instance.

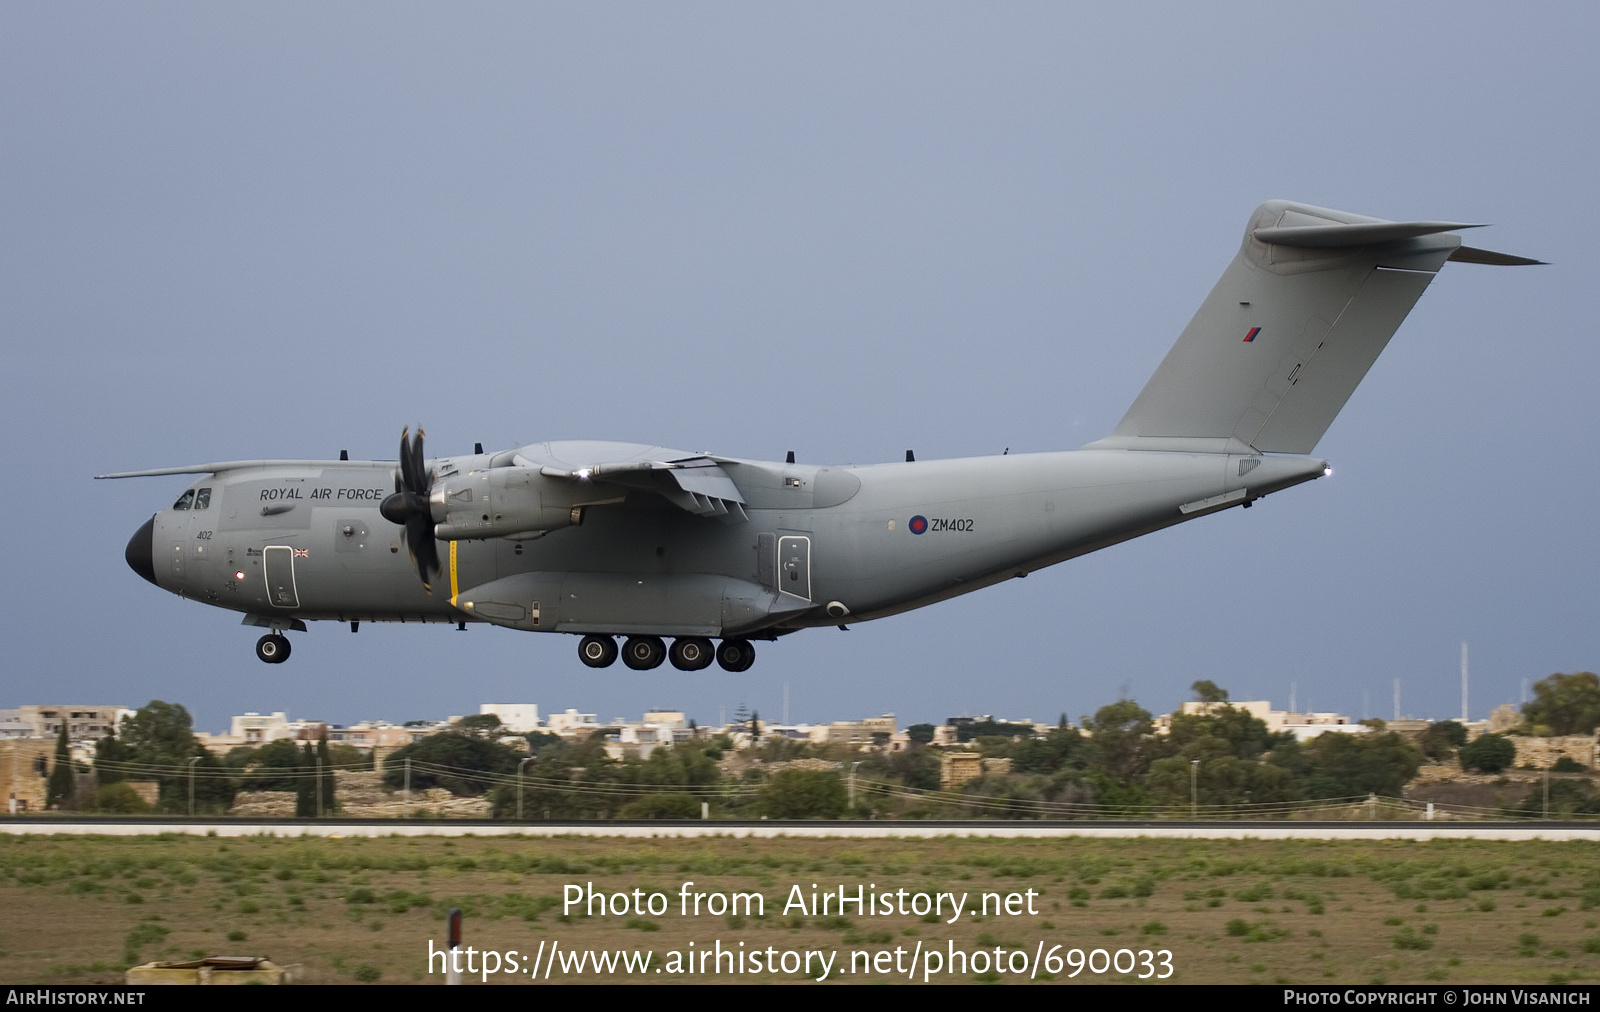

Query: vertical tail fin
<box><xmin>1087</xmin><ymin>200</ymin><xmax>1537</xmax><ymax>455</ymax></box>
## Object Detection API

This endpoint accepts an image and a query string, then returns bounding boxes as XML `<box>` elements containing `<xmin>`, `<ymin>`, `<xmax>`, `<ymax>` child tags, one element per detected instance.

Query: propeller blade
<box><xmin>383</xmin><ymin>426</ymin><xmax>440</xmax><ymax>592</ymax></box>
<box><xmin>408</xmin><ymin>428</ymin><xmax>428</xmax><ymax>495</ymax></box>
<box><xmin>398</xmin><ymin>427</ymin><xmax>417</xmax><ymax>494</ymax></box>
<box><xmin>406</xmin><ymin>514</ymin><xmax>439</xmax><ymax>591</ymax></box>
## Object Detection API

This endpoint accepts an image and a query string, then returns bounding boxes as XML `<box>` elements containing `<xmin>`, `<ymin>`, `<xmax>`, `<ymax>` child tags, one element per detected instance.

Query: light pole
<box><xmin>849</xmin><ymin>761</ymin><xmax>863</xmax><ymax>812</ymax></box>
<box><xmin>315</xmin><ymin>755</ymin><xmax>324</xmax><ymax>818</ymax></box>
<box><xmin>1189</xmin><ymin>760</ymin><xmax>1199</xmax><ymax>820</ymax></box>
<box><xmin>517</xmin><ymin>757</ymin><xmax>533</xmax><ymax>821</ymax></box>
<box><xmin>403</xmin><ymin>757</ymin><xmax>411</xmax><ymax>818</ymax></box>
<box><xmin>188</xmin><ymin>756</ymin><xmax>201</xmax><ymax>817</ymax></box>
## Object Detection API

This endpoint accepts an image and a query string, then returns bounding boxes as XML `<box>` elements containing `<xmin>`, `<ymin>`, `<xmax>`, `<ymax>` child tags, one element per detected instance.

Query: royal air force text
<box><xmin>259</xmin><ymin>488</ymin><xmax>385</xmax><ymax>502</ymax></box>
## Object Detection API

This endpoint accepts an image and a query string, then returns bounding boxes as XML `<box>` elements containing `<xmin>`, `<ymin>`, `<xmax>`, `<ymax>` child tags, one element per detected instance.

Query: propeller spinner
<box><xmin>379</xmin><ymin>427</ymin><xmax>441</xmax><ymax>591</ymax></box>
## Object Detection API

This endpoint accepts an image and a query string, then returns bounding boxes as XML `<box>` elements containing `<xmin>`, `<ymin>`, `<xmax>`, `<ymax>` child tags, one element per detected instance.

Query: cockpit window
<box><xmin>194</xmin><ymin>488</ymin><xmax>212</xmax><ymax>510</ymax></box>
<box><xmin>173</xmin><ymin>490</ymin><xmax>195</xmax><ymax>511</ymax></box>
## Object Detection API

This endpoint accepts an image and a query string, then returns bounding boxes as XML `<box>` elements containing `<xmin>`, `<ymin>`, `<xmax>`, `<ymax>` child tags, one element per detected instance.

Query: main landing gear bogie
<box><xmin>255</xmin><ymin>634</ymin><xmax>291</xmax><ymax>664</ymax></box>
<box><xmin>577</xmin><ymin>635</ymin><xmax>755</xmax><ymax>672</ymax></box>
<box><xmin>578</xmin><ymin>634</ymin><xmax>619</xmax><ymax>668</ymax></box>
<box><xmin>669</xmin><ymin>636</ymin><xmax>714</xmax><ymax>671</ymax></box>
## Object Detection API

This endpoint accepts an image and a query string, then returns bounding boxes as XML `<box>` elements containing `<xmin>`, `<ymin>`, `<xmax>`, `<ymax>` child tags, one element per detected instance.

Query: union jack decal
<box><xmin>293</xmin><ymin>549</ymin><xmax>308</xmax><ymax>557</ymax></box>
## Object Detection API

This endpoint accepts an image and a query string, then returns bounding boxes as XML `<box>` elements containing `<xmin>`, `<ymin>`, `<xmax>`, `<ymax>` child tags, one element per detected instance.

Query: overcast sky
<box><xmin>3</xmin><ymin>4</ymin><xmax>1593</xmax><ymax>734</ymax></box>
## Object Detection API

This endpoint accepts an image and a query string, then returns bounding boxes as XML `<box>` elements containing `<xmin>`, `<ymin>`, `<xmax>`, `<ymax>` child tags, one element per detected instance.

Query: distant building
<box><xmin>547</xmin><ymin>709</ymin><xmax>600</xmax><ymax>737</ymax></box>
<box><xmin>1157</xmin><ymin>700</ymin><xmax>1364</xmax><ymax>741</ymax></box>
<box><xmin>1508</xmin><ymin>735</ymin><xmax>1597</xmax><ymax>770</ymax></box>
<box><xmin>232</xmin><ymin>712</ymin><xmax>293</xmax><ymax>744</ymax></box>
<box><xmin>824</xmin><ymin>714</ymin><xmax>897</xmax><ymax>745</ymax></box>
<box><xmin>0</xmin><ymin>739</ymin><xmax>55</xmax><ymax>812</ymax></box>
<box><xmin>1489</xmin><ymin>704</ymin><xmax>1521</xmax><ymax>733</ymax></box>
<box><xmin>332</xmin><ymin>722</ymin><xmax>419</xmax><ymax>749</ymax></box>
<box><xmin>479</xmin><ymin>704</ymin><xmax>541</xmax><ymax>734</ymax></box>
<box><xmin>940</xmin><ymin>752</ymin><xmax>983</xmax><ymax>790</ymax></box>
<box><xmin>16</xmin><ymin>705</ymin><xmax>128</xmax><ymax>741</ymax></box>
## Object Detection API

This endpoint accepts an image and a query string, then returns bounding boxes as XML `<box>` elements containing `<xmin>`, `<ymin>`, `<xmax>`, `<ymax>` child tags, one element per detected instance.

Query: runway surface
<box><xmin>4</xmin><ymin>817</ymin><xmax>1598</xmax><ymax>841</ymax></box>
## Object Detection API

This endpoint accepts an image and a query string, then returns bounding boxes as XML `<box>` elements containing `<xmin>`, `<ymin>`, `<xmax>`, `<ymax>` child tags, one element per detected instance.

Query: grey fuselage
<box><xmin>127</xmin><ymin>441</ymin><xmax>1327</xmax><ymax>638</ymax></box>
<box><xmin>123</xmin><ymin>198</ymin><xmax>1528</xmax><ymax>646</ymax></box>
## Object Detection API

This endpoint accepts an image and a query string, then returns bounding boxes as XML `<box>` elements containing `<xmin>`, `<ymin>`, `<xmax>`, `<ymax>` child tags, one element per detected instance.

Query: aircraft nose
<box><xmin>125</xmin><ymin>515</ymin><xmax>157</xmax><ymax>586</ymax></box>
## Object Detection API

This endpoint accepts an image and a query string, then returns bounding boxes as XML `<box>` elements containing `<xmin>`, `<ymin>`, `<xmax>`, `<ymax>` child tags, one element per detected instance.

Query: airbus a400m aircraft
<box><xmin>103</xmin><ymin>200</ymin><xmax>1538</xmax><ymax>671</ymax></box>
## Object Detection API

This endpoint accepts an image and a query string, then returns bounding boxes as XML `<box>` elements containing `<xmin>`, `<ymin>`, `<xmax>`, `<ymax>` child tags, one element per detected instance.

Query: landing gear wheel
<box><xmin>255</xmin><ymin>634</ymin><xmax>291</xmax><ymax>664</ymax></box>
<box><xmin>716</xmin><ymin>638</ymin><xmax>755</xmax><ymax>672</ymax></box>
<box><xmin>621</xmin><ymin>635</ymin><xmax>666</xmax><ymax>670</ymax></box>
<box><xmin>578</xmin><ymin>635</ymin><xmax>618</xmax><ymax>668</ymax></box>
<box><xmin>669</xmin><ymin>637</ymin><xmax>715</xmax><ymax>671</ymax></box>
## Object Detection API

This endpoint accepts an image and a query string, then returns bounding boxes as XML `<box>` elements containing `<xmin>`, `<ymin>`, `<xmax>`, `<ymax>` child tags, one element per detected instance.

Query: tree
<box><xmin>905</xmin><ymin>724</ymin><xmax>936</xmax><ymax>744</ymax></box>
<box><xmin>316</xmin><ymin>734</ymin><xmax>336</xmax><ymax>814</ymax></box>
<box><xmin>954</xmin><ymin>719</ymin><xmax>1037</xmax><ymax>742</ymax></box>
<box><xmin>1521</xmin><ymin>673</ymin><xmax>1600</xmax><ymax>736</ymax></box>
<box><xmin>617</xmin><ymin>793</ymin><xmax>703</xmax><ymax>819</ymax></box>
<box><xmin>117</xmin><ymin>701</ymin><xmax>202</xmax><ymax>767</ymax></box>
<box><xmin>524</xmin><ymin>731</ymin><xmax>561</xmax><ymax>754</ymax></box>
<box><xmin>112</xmin><ymin>701</ymin><xmax>234</xmax><ymax>813</ymax></box>
<box><xmin>295</xmin><ymin>742</ymin><xmax>317</xmax><ymax>817</ymax></box>
<box><xmin>1147</xmin><ymin>754</ymin><xmax>1298</xmax><ymax>810</ymax></box>
<box><xmin>1157</xmin><ymin>705</ymin><xmax>1287</xmax><ymax>763</ymax></box>
<box><xmin>1459</xmin><ymin>733</ymin><xmax>1517</xmax><ymax>773</ymax></box>
<box><xmin>455</xmin><ymin>713</ymin><xmax>504</xmax><ymax>739</ymax></box>
<box><xmin>1419</xmin><ymin>721</ymin><xmax>1468</xmax><ymax>762</ymax></box>
<box><xmin>1192</xmin><ymin>680</ymin><xmax>1229</xmax><ymax>703</ymax></box>
<box><xmin>46</xmin><ymin>722</ymin><xmax>74</xmax><ymax>810</ymax></box>
<box><xmin>1080</xmin><ymin>701</ymin><xmax>1155</xmax><ymax>782</ymax></box>
<box><xmin>245</xmin><ymin>738</ymin><xmax>307</xmax><ymax>792</ymax></box>
<box><xmin>380</xmin><ymin>731</ymin><xmax>525</xmax><ymax>796</ymax></box>
<box><xmin>88</xmin><ymin>782</ymin><xmax>150</xmax><ymax>814</ymax></box>
<box><xmin>1512</xmin><ymin>779</ymin><xmax>1600</xmax><ymax>818</ymax></box>
<box><xmin>92</xmin><ymin>730</ymin><xmax>134</xmax><ymax>785</ymax></box>
<box><xmin>1011</xmin><ymin>726</ymin><xmax>1086</xmax><ymax>775</ymax></box>
<box><xmin>1270</xmin><ymin>731</ymin><xmax>1421</xmax><ymax>799</ymax></box>
<box><xmin>759</xmin><ymin>769</ymin><xmax>847</xmax><ymax>819</ymax></box>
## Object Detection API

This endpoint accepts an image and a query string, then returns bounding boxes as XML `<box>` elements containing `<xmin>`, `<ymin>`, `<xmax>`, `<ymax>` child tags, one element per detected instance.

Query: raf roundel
<box><xmin>908</xmin><ymin>515</ymin><xmax>928</xmax><ymax>535</ymax></box>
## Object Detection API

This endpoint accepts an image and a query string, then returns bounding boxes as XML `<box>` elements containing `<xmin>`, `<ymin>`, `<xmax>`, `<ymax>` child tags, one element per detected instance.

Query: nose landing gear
<box><xmin>255</xmin><ymin>634</ymin><xmax>291</xmax><ymax>664</ymax></box>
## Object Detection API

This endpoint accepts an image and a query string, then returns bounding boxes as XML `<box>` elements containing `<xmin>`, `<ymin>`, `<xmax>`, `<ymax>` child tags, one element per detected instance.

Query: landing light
<box><xmin>575</xmin><ymin>468</ymin><xmax>592</xmax><ymax>480</ymax></box>
<box><xmin>235</xmin><ymin>572</ymin><xmax>245</xmax><ymax>580</ymax></box>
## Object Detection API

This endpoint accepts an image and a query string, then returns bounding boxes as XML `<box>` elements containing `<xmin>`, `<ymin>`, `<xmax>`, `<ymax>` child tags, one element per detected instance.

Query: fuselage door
<box><xmin>777</xmin><ymin>535</ymin><xmax>811</xmax><ymax>601</ymax></box>
<box><xmin>263</xmin><ymin>545</ymin><xmax>300</xmax><ymax>609</ymax></box>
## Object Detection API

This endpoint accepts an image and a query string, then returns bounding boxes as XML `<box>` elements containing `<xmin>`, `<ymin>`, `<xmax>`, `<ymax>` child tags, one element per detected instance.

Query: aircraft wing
<box><xmin>525</xmin><ymin>453</ymin><xmax>750</xmax><ymax>522</ymax></box>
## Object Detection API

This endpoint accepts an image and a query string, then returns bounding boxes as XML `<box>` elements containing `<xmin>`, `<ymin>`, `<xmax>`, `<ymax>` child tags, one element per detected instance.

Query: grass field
<box><xmin>2</xmin><ymin>832</ymin><xmax>1599</xmax><ymax>985</ymax></box>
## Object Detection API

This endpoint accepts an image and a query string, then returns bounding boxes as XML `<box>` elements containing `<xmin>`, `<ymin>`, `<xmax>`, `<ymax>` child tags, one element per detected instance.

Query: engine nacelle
<box><xmin>429</xmin><ymin>467</ymin><xmax>593</xmax><ymax>541</ymax></box>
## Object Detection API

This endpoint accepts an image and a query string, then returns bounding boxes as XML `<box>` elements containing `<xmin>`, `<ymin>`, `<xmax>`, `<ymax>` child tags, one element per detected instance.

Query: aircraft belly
<box><xmin>450</xmin><ymin>571</ymin><xmax>807</xmax><ymax>636</ymax></box>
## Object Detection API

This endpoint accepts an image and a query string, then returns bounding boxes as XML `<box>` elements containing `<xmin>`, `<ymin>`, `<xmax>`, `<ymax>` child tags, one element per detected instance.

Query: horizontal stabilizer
<box><xmin>1448</xmin><ymin>245</ymin><xmax>1547</xmax><ymax>266</ymax></box>
<box><xmin>1253</xmin><ymin>220</ymin><xmax>1483</xmax><ymax>248</ymax></box>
